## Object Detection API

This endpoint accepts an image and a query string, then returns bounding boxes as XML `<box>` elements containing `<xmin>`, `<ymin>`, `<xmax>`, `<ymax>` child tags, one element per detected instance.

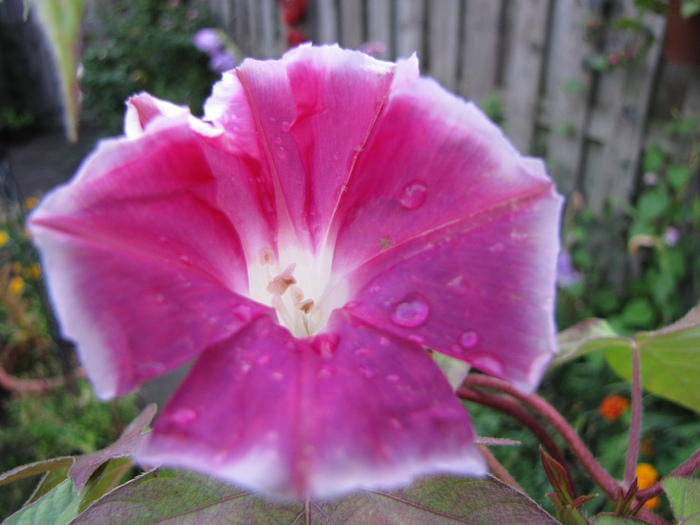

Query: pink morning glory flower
<box><xmin>28</xmin><ymin>45</ymin><xmax>562</xmax><ymax>498</ymax></box>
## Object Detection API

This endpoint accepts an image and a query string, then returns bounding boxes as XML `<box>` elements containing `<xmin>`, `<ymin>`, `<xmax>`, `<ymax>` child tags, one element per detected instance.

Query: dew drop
<box><xmin>467</xmin><ymin>354</ymin><xmax>504</xmax><ymax>377</ymax></box>
<box><xmin>281</xmin><ymin>121</ymin><xmax>291</xmax><ymax>132</ymax></box>
<box><xmin>391</xmin><ymin>296</ymin><xmax>430</xmax><ymax>327</ymax></box>
<box><xmin>179</xmin><ymin>254</ymin><xmax>193</xmax><ymax>265</ymax></box>
<box><xmin>387</xmin><ymin>373</ymin><xmax>400</xmax><ymax>383</ymax></box>
<box><xmin>332</xmin><ymin>150</ymin><xmax>341</xmax><ymax>160</ymax></box>
<box><xmin>171</xmin><ymin>408</ymin><xmax>198</xmax><ymax>425</ymax></box>
<box><xmin>398</xmin><ymin>180</ymin><xmax>428</xmax><ymax>210</ymax></box>
<box><xmin>271</xmin><ymin>371</ymin><xmax>284</xmax><ymax>381</ymax></box>
<box><xmin>389</xmin><ymin>417</ymin><xmax>402</xmax><ymax>429</ymax></box>
<box><xmin>277</xmin><ymin>146</ymin><xmax>287</xmax><ymax>159</ymax></box>
<box><xmin>317</xmin><ymin>365</ymin><xmax>336</xmax><ymax>378</ymax></box>
<box><xmin>256</xmin><ymin>355</ymin><xmax>271</xmax><ymax>365</ymax></box>
<box><xmin>460</xmin><ymin>331</ymin><xmax>479</xmax><ymax>348</ymax></box>
<box><xmin>241</xmin><ymin>362</ymin><xmax>252</xmax><ymax>373</ymax></box>
<box><xmin>354</xmin><ymin>347</ymin><xmax>370</xmax><ymax>357</ymax></box>
<box><xmin>358</xmin><ymin>366</ymin><xmax>376</xmax><ymax>380</ymax></box>
<box><xmin>408</xmin><ymin>334</ymin><xmax>425</xmax><ymax>344</ymax></box>
<box><xmin>489</xmin><ymin>242</ymin><xmax>505</xmax><ymax>254</ymax></box>
<box><xmin>275</xmin><ymin>136</ymin><xmax>283</xmax><ymax>144</ymax></box>
<box><xmin>447</xmin><ymin>275</ymin><xmax>470</xmax><ymax>295</ymax></box>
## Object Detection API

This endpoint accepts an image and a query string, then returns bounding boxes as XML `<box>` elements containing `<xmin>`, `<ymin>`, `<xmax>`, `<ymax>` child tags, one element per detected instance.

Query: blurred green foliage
<box><xmin>80</xmin><ymin>0</ymin><xmax>218</xmax><ymax>135</ymax></box>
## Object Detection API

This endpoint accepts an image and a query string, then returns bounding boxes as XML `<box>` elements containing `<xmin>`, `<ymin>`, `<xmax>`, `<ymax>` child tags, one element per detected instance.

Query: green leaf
<box><xmin>606</xmin><ymin>302</ymin><xmax>700</xmax><ymax>413</ymax></box>
<box><xmin>668</xmin><ymin>164</ymin><xmax>692</xmax><ymax>191</ymax></box>
<box><xmin>77</xmin><ymin>458</ymin><xmax>134</xmax><ymax>514</ymax></box>
<box><xmin>636</xmin><ymin>189</ymin><xmax>670</xmax><ymax>222</ymax></box>
<box><xmin>29</xmin><ymin>0</ymin><xmax>88</xmax><ymax>142</ymax></box>
<box><xmin>71</xmin><ymin>469</ymin><xmax>562</xmax><ymax>525</ymax></box>
<box><xmin>0</xmin><ymin>457</ymin><xmax>74</xmax><ymax>488</ymax></box>
<box><xmin>642</xmin><ymin>144</ymin><xmax>665</xmax><ymax>174</ymax></box>
<box><xmin>3</xmin><ymin>479</ymin><xmax>80</xmax><ymax>525</ymax></box>
<box><xmin>663</xmin><ymin>476</ymin><xmax>700</xmax><ymax>524</ymax></box>
<box><xmin>434</xmin><ymin>352</ymin><xmax>471</xmax><ymax>389</ymax></box>
<box><xmin>25</xmin><ymin>467</ymin><xmax>71</xmax><ymax>505</ymax></box>
<box><xmin>552</xmin><ymin>319</ymin><xmax>632</xmax><ymax>368</ymax></box>
<box><xmin>590</xmin><ymin>514</ymin><xmax>649</xmax><ymax>524</ymax></box>
<box><xmin>619</xmin><ymin>297</ymin><xmax>654</xmax><ymax>328</ymax></box>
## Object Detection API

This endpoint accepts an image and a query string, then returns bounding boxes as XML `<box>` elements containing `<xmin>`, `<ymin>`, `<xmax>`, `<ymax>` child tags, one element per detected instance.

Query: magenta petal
<box><xmin>29</xmin><ymin>121</ymin><xmax>270</xmax><ymax>398</ymax></box>
<box><xmin>205</xmin><ymin>44</ymin><xmax>397</xmax><ymax>252</ymax></box>
<box><xmin>137</xmin><ymin>312</ymin><xmax>484</xmax><ymax>498</ymax></box>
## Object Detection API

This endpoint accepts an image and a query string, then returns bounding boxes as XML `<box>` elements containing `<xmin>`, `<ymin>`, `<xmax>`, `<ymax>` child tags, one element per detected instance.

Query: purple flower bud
<box><xmin>557</xmin><ymin>251</ymin><xmax>582</xmax><ymax>288</ymax></box>
<box><xmin>193</xmin><ymin>28</ymin><xmax>221</xmax><ymax>54</ymax></box>
<box><xmin>664</xmin><ymin>226</ymin><xmax>680</xmax><ymax>247</ymax></box>
<box><xmin>208</xmin><ymin>51</ymin><xmax>238</xmax><ymax>73</ymax></box>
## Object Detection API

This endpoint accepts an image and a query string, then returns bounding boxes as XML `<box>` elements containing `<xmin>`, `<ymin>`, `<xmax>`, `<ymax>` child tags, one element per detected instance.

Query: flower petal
<box><xmin>137</xmin><ymin>311</ymin><xmax>484</xmax><ymax>498</ymax></box>
<box><xmin>29</xmin><ymin>119</ymin><xmax>270</xmax><ymax>398</ymax></box>
<box><xmin>327</xmin><ymin>72</ymin><xmax>563</xmax><ymax>391</ymax></box>
<box><xmin>204</xmin><ymin>44</ymin><xmax>398</xmax><ymax>253</ymax></box>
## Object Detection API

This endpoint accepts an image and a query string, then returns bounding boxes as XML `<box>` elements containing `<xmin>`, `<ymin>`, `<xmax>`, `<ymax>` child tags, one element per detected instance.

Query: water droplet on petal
<box><xmin>387</xmin><ymin>373</ymin><xmax>400</xmax><ymax>383</ymax></box>
<box><xmin>466</xmin><ymin>354</ymin><xmax>504</xmax><ymax>377</ymax></box>
<box><xmin>332</xmin><ymin>150</ymin><xmax>340</xmax><ymax>160</ymax></box>
<box><xmin>179</xmin><ymin>254</ymin><xmax>193</xmax><ymax>265</ymax></box>
<box><xmin>391</xmin><ymin>296</ymin><xmax>430</xmax><ymax>327</ymax></box>
<box><xmin>408</xmin><ymin>334</ymin><xmax>425</xmax><ymax>344</ymax></box>
<box><xmin>447</xmin><ymin>275</ymin><xmax>470</xmax><ymax>295</ymax></box>
<box><xmin>281</xmin><ymin>121</ymin><xmax>291</xmax><ymax>132</ymax></box>
<box><xmin>358</xmin><ymin>366</ymin><xmax>376</xmax><ymax>379</ymax></box>
<box><xmin>460</xmin><ymin>331</ymin><xmax>479</xmax><ymax>348</ymax></box>
<box><xmin>171</xmin><ymin>408</ymin><xmax>198</xmax><ymax>425</ymax></box>
<box><xmin>271</xmin><ymin>371</ymin><xmax>284</xmax><ymax>381</ymax></box>
<box><xmin>354</xmin><ymin>347</ymin><xmax>370</xmax><ymax>357</ymax></box>
<box><xmin>241</xmin><ymin>362</ymin><xmax>252</xmax><ymax>373</ymax></box>
<box><xmin>317</xmin><ymin>365</ymin><xmax>336</xmax><ymax>378</ymax></box>
<box><xmin>277</xmin><ymin>146</ymin><xmax>287</xmax><ymax>159</ymax></box>
<box><xmin>398</xmin><ymin>180</ymin><xmax>428</xmax><ymax>210</ymax></box>
<box><xmin>256</xmin><ymin>355</ymin><xmax>271</xmax><ymax>365</ymax></box>
<box><xmin>489</xmin><ymin>242</ymin><xmax>505</xmax><ymax>254</ymax></box>
<box><xmin>389</xmin><ymin>417</ymin><xmax>402</xmax><ymax>429</ymax></box>
<box><xmin>275</xmin><ymin>136</ymin><xmax>282</xmax><ymax>144</ymax></box>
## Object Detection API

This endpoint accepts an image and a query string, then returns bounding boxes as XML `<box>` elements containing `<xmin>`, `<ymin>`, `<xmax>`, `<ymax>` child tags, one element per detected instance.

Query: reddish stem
<box><xmin>458</xmin><ymin>387</ymin><xmax>570</xmax><ymax>472</ymax></box>
<box><xmin>463</xmin><ymin>374</ymin><xmax>620</xmax><ymax>499</ymax></box>
<box><xmin>478</xmin><ymin>445</ymin><xmax>524</xmax><ymax>492</ymax></box>
<box><xmin>637</xmin><ymin>447</ymin><xmax>700</xmax><ymax>500</ymax></box>
<box><xmin>624</xmin><ymin>343</ymin><xmax>643</xmax><ymax>486</ymax></box>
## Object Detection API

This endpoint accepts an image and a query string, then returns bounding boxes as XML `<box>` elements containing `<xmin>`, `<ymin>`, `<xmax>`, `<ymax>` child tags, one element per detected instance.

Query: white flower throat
<box><xmin>248</xmin><ymin>245</ymin><xmax>346</xmax><ymax>337</ymax></box>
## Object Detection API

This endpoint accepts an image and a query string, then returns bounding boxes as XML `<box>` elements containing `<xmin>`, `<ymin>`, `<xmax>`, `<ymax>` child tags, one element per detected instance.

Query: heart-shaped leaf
<box><xmin>663</xmin><ymin>476</ymin><xmax>700</xmax><ymax>524</ymax></box>
<box><xmin>71</xmin><ymin>469</ymin><xmax>561</xmax><ymax>525</ymax></box>
<box><xmin>606</xmin><ymin>303</ymin><xmax>700</xmax><ymax>413</ymax></box>
<box><xmin>552</xmin><ymin>318</ymin><xmax>631</xmax><ymax>368</ymax></box>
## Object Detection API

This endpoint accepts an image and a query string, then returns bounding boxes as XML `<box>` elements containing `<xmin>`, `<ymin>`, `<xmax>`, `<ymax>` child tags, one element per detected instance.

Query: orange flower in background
<box><xmin>599</xmin><ymin>394</ymin><xmax>630</xmax><ymax>421</ymax></box>
<box><xmin>636</xmin><ymin>463</ymin><xmax>660</xmax><ymax>509</ymax></box>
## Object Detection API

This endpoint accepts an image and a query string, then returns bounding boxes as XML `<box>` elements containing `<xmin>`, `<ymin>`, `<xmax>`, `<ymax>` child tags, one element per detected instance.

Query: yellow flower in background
<box><xmin>24</xmin><ymin>196</ymin><xmax>39</xmax><ymax>210</ymax></box>
<box><xmin>11</xmin><ymin>262</ymin><xmax>22</xmax><ymax>275</ymax></box>
<box><xmin>26</xmin><ymin>263</ymin><xmax>41</xmax><ymax>280</ymax></box>
<box><xmin>636</xmin><ymin>463</ymin><xmax>660</xmax><ymax>509</ymax></box>
<box><xmin>8</xmin><ymin>276</ymin><xmax>25</xmax><ymax>295</ymax></box>
<box><xmin>0</xmin><ymin>231</ymin><xmax>8</xmax><ymax>247</ymax></box>
<box><xmin>599</xmin><ymin>394</ymin><xmax>630</xmax><ymax>421</ymax></box>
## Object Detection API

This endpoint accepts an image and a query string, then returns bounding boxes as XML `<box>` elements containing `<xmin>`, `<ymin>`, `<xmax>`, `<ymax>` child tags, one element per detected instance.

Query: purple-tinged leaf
<box><xmin>69</xmin><ymin>404</ymin><xmax>156</xmax><ymax>490</ymax></box>
<box><xmin>71</xmin><ymin>469</ymin><xmax>561</xmax><ymax>525</ymax></box>
<box><xmin>3</xmin><ymin>479</ymin><xmax>79</xmax><ymax>525</ymax></box>
<box><xmin>0</xmin><ymin>457</ymin><xmax>74</xmax><ymax>488</ymax></box>
<box><xmin>77</xmin><ymin>458</ymin><xmax>134</xmax><ymax>514</ymax></box>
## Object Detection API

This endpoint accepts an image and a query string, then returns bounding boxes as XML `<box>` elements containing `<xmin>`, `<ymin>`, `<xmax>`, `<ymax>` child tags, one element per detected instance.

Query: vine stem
<box><xmin>624</xmin><ymin>343</ymin><xmax>643</xmax><ymax>487</ymax></box>
<box><xmin>462</xmin><ymin>374</ymin><xmax>620</xmax><ymax>499</ymax></box>
<box><xmin>457</xmin><ymin>386</ymin><xmax>575</xmax><ymax>491</ymax></box>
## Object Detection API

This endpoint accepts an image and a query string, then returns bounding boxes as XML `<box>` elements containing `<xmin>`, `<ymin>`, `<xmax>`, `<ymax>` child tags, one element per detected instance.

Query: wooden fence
<box><xmin>208</xmin><ymin>0</ymin><xmax>700</xmax><ymax>213</ymax></box>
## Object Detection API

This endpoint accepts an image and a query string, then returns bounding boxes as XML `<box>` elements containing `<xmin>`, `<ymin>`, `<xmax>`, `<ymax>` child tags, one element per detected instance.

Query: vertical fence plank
<box><xmin>503</xmin><ymin>0</ymin><xmax>552</xmax><ymax>153</ymax></box>
<box><xmin>428</xmin><ymin>0</ymin><xmax>460</xmax><ymax>92</ymax></box>
<box><xmin>316</xmin><ymin>0</ymin><xmax>338</xmax><ymax>44</ymax></box>
<box><xmin>546</xmin><ymin>0</ymin><xmax>599</xmax><ymax>195</ymax></box>
<box><xmin>339</xmin><ymin>0</ymin><xmax>364</xmax><ymax>49</ymax></box>
<box><xmin>460</xmin><ymin>0</ymin><xmax>503</xmax><ymax>103</ymax></box>
<box><xmin>584</xmin><ymin>4</ymin><xmax>666</xmax><ymax>212</ymax></box>
<box><xmin>367</xmin><ymin>0</ymin><xmax>393</xmax><ymax>58</ymax></box>
<box><xmin>258</xmin><ymin>0</ymin><xmax>279</xmax><ymax>58</ymax></box>
<box><xmin>396</xmin><ymin>0</ymin><xmax>425</xmax><ymax>59</ymax></box>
